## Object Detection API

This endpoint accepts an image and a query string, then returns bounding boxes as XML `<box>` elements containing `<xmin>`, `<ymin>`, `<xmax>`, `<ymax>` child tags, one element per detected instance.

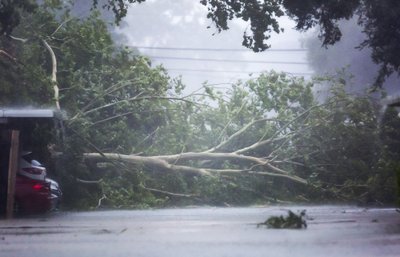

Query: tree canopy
<box><xmin>1</xmin><ymin>1</ymin><xmax>399</xmax><ymax>86</ymax></box>
<box><xmin>93</xmin><ymin>0</ymin><xmax>400</xmax><ymax>87</ymax></box>
<box><xmin>0</xmin><ymin>0</ymin><xmax>399</xmax><ymax>208</ymax></box>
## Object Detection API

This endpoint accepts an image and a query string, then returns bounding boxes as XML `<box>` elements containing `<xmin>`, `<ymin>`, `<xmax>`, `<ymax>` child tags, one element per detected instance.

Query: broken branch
<box><xmin>42</xmin><ymin>39</ymin><xmax>60</xmax><ymax>110</ymax></box>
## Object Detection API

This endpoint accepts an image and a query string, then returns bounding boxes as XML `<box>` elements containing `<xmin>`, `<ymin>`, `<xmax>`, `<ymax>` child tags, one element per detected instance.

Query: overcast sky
<box><xmin>113</xmin><ymin>0</ymin><xmax>313</xmax><ymax>94</ymax></box>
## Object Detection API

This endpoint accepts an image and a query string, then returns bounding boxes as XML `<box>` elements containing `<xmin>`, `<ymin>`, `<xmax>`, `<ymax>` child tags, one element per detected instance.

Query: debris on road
<box><xmin>258</xmin><ymin>210</ymin><xmax>307</xmax><ymax>229</ymax></box>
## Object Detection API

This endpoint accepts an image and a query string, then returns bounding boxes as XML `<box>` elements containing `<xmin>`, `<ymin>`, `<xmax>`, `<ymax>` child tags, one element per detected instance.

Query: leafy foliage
<box><xmin>359</xmin><ymin>0</ymin><xmax>400</xmax><ymax>87</ymax></box>
<box><xmin>1</xmin><ymin>1</ymin><xmax>399</xmax><ymax>209</ymax></box>
<box><xmin>2</xmin><ymin>0</ymin><xmax>400</xmax><ymax>86</ymax></box>
<box><xmin>258</xmin><ymin>210</ymin><xmax>307</xmax><ymax>229</ymax></box>
<box><xmin>200</xmin><ymin>0</ymin><xmax>284</xmax><ymax>52</ymax></box>
<box><xmin>93</xmin><ymin>0</ymin><xmax>400</xmax><ymax>87</ymax></box>
<box><xmin>0</xmin><ymin>0</ymin><xmax>37</xmax><ymax>35</ymax></box>
<box><xmin>92</xmin><ymin>0</ymin><xmax>146</xmax><ymax>24</ymax></box>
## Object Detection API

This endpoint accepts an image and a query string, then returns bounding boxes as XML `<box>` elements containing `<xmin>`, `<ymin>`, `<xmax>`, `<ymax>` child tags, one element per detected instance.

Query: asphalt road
<box><xmin>1</xmin><ymin>206</ymin><xmax>400</xmax><ymax>257</ymax></box>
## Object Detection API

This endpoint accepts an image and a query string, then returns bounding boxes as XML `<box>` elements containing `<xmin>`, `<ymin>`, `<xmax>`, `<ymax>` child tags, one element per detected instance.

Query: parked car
<box><xmin>14</xmin><ymin>175</ymin><xmax>53</xmax><ymax>213</ymax></box>
<box><xmin>19</xmin><ymin>151</ymin><xmax>47</xmax><ymax>180</ymax></box>
<box><xmin>46</xmin><ymin>177</ymin><xmax>62</xmax><ymax>210</ymax></box>
<box><xmin>14</xmin><ymin>152</ymin><xmax>61</xmax><ymax>214</ymax></box>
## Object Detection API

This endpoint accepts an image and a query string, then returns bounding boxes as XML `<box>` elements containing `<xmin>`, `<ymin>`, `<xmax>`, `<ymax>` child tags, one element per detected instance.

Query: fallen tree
<box><xmin>81</xmin><ymin>97</ymin><xmax>320</xmax><ymax>186</ymax></box>
<box><xmin>82</xmin><ymin>112</ymin><xmax>311</xmax><ymax>185</ymax></box>
<box><xmin>84</xmin><ymin>152</ymin><xmax>307</xmax><ymax>184</ymax></box>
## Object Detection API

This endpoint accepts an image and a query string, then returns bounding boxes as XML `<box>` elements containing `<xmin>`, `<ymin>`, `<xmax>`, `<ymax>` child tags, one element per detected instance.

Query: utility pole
<box><xmin>6</xmin><ymin>130</ymin><xmax>19</xmax><ymax>219</ymax></box>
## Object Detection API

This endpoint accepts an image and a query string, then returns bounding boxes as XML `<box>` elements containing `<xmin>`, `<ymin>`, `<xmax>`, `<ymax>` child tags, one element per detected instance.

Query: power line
<box><xmin>147</xmin><ymin>55</ymin><xmax>308</xmax><ymax>65</ymax></box>
<box><xmin>167</xmin><ymin>68</ymin><xmax>313</xmax><ymax>76</ymax></box>
<box><xmin>135</xmin><ymin>46</ymin><xmax>307</xmax><ymax>52</ymax></box>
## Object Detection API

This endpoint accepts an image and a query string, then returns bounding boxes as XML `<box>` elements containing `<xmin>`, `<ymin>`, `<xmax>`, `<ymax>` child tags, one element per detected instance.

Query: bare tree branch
<box><xmin>155</xmin><ymin>152</ymin><xmax>267</xmax><ymax>165</ymax></box>
<box><xmin>69</xmin><ymin>95</ymin><xmax>196</xmax><ymax>125</ymax></box>
<box><xmin>0</xmin><ymin>49</ymin><xmax>17</xmax><ymax>62</ymax></box>
<box><xmin>78</xmin><ymin>79</ymin><xmax>145</xmax><ymax>116</ymax></box>
<box><xmin>84</xmin><ymin>152</ymin><xmax>211</xmax><ymax>176</ymax></box>
<box><xmin>7</xmin><ymin>35</ymin><xmax>28</xmax><ymax>43</ymax></box>
<box><xmin>50</xmin><ymin>17</ymin><xmax>74</xmax><ymax>37</ymax></box>
<box><xmin>216</xmin><ymin>100</ymin><xmax>247</xmax><ymax>141</ymax></box>
<box><xmin>42</xmin><ymin>39</ymin><xmax>60</xmax><ymax>110</ymax></box>
<box><xmin>139</xmin><ymin>185</ymin><xmax>198</xmax><ymax>198</ymax></box>
<box><xmin>233</xmin><ymin>106</ymin><xmax>319</xmax><ymax>155</ymax></box>
<box><xmin>83</xmin><ymin>152</ymin><xmax>307</xmax><ymax>184</ymax></box>
<box><xmin>205</xmin><ymin>118</ymin><xmax>276</xmax><ymax>153</ymax></box>
<box><xmin>76</xmin><ymin>178</ymin><xmax>103</xmax><ymax>184</ymax></box>
<box><xmin>88</xmin><ymin>111</ymin><xmax>136</xmax><ymax>127</ymax></box>
<box><xmin>96</xmin><ymin>194</ymin><xmax>108</xmax><ymax>209</ymax></box>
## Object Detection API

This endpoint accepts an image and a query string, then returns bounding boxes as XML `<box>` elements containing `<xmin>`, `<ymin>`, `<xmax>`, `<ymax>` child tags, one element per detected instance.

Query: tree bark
<box><xmin>42</xmin><ymin>39</ymin><xmax>60</xmax><ymax>110</ymax></box>
<box><xmin>83</xmin><ymin>152</ymin><xmax>307</xmax><ymax>184</ymax></box>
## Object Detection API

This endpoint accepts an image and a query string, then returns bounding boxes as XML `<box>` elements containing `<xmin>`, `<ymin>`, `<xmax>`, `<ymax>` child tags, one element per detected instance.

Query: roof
<box><xmin>0</xmin><ymin>109</ymin><xmax>55</xmax><ymax>118</ymax></box>
<box><xmin>0</xmin><ymin>109</ymin><xmax>66</xmax><ymax>120</ymax></box>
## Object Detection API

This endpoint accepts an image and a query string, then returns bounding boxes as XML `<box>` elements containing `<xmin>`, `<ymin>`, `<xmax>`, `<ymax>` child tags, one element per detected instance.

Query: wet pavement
<box><xmin>1</xmin><ymin>206</ymin><xmax>400</xmax><ymax>257</ymax></box>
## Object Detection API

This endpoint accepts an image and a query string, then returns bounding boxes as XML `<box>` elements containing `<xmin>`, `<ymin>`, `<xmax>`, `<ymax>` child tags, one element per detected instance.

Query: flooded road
<box><xmin>1</xmin><ymin>206</ymin><xmax>400</xmax><ymax>257</ymax></box>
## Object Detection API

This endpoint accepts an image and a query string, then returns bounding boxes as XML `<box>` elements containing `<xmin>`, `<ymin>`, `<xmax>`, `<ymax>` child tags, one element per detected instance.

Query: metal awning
<box><xmin>0</xmin><ymin>109</ymin><xmax>55</xmax><ymax>118</ymax></box>
<box><xmin>0</xmin><ymin>109</ymin><xmax>66</xmax><ymax>121</ymax></box>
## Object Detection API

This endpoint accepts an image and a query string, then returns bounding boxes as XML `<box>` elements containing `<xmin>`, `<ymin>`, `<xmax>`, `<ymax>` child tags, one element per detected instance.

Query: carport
<box><xmin>0</xmin><ymin>109</ymin><xmax>63</xmax><ymax>218</ymax></box>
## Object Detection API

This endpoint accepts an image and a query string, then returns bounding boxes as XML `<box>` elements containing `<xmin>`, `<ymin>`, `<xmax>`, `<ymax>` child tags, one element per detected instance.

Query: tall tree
<box><xmin>92</xmin><ymin>0</ymin><xmax>399</xmax><ymax>88</ymax></box>
<box><xmin>2</xmin><ymin>1</ymin><xmax>399</xmax><ymax>86</ymax></box>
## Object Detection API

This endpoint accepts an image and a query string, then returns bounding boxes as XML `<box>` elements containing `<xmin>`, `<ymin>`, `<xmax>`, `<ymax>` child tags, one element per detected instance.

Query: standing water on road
<box><xmin>1</xmin><ymin>206</ymin><xmax>400</xmax><ymax>257</ymax></box>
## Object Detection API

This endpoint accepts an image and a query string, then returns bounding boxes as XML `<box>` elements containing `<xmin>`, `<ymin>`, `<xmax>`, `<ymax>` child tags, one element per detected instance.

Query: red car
<box><xmin>14</xmin><ymin>175</ymin><xmax>53</xmax><ymax>213</ymax></box>
<box><xmin>14</xmin><ymin>153</ymin><xmax>61</xmax><ymax>214</ymax></box>
<box><xmin>1</xmin><ymin>152</ymin><xmax>61</xmax><ymax>215</ymax></box>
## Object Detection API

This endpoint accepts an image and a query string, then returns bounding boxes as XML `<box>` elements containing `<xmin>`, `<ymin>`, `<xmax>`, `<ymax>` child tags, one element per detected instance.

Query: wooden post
<box><xmin>6</xmin><ymin>130</ymin><xmax>19</xmax><ymax>219</ymax></box>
